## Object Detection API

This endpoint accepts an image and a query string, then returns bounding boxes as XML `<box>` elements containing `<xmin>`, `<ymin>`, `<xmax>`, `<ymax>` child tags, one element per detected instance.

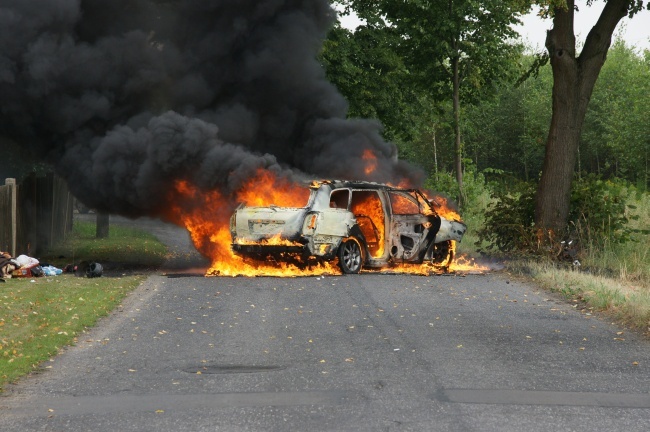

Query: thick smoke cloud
<box><xmin>0</xmin><ymin>0</ymin><xmax>422</xmax><ymax>217</ymax></box>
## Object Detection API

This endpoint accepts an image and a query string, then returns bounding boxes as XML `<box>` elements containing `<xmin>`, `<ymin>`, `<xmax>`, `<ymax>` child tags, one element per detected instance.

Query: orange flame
<box><xmin>350</xmin><ymin>192</ymin><xmax>385</xmax><ymax>258</ymax></box>
<box><xmin>372</xmin><ymin>241</ymin><xmax>489</xmax><ymax>275</ymax></box>
<box><xmin>425</xmin><ymin>193</ymin><xmax>462</xmax><ymax>222</ymax></box>
<box><xmin>236</xmin><ymin>170</ymin><xmax>309</xmax><ymax>207</ymax></box>
<box><xmin>165</xmin><ymin>169</ymin><xmax>488</xmax><ymax>277</ymax></box>
<box><xmin>165</xmin><ymin>171</ymin><xmax>337</xmax><ymax>277</ymax></box>
<box><xmin>362</xmin><ymin>149</ymin><xmax>378</xmax><ymax>176</ymax></box>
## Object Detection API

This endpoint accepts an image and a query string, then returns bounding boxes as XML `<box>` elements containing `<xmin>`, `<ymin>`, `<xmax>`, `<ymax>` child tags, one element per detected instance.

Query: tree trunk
<box><xmin>534</xmin><ymin>0</ymin><xmax>630</xmax><ymax>233</ymax></box>
<box><xmin>446</xmin><ymin>0</ymin><xmax>464</xmax><ymax>206</ymax></box>
<box><xmin>96</xmin><ymin>212</ymin><xmax>109</xmax><ymax>238</ymax></box>
<box><xmin>451</xmin><ymin>51</ymin><xmax>465</xmax><ymax>206</ymax></box>
<box><xmin>432</xmin><ymin>125</ymin><xmax>438</xmax><ymax>175</ymax></box>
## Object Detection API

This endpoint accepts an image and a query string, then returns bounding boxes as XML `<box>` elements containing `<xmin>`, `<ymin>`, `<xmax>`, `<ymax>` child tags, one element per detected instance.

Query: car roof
<box><xmin>309</xmin><ymin>179</ymin><xmax>416</xmax><ymax>193</ymax></box>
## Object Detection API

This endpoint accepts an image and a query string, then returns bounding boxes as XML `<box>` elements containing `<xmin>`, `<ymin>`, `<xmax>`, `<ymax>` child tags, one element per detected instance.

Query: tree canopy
<box><xmin>327</xmin><ymin>0</ymin><xmax>649</xmax><ymax>229</ymax></box>
<box><xmin>335</xmin><ymin>0</ymin><xmax>528</xmax><ymax>202</ymax></box>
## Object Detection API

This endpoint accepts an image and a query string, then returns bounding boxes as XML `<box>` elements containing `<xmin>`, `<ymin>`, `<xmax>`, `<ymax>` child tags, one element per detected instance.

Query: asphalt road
<box><xmin>1</xmin><ymin>217</ymin><xmax>649</xmax><ymax>431</ymax></box>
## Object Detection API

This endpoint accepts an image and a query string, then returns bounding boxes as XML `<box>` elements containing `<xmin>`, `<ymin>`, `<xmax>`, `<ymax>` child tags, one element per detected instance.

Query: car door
<box><xmin>387</xmin><ymin>191</ymin><xmax>432</xmax><ymax>262</ymax></box>
<box><xmin>348</xmin><ymin>189</ymin><xmax>386</xmax><ymax>259</ymax></box>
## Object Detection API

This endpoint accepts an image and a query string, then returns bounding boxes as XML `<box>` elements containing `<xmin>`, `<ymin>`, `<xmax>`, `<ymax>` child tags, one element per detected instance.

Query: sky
<box><xmin>338</xmin><ymin>1</ymin><xmax>650</xmax><ymax>52</ymax></box>
<box><xmin>518</xmin><ymin>2</ymin><xmax>650</xmax><ymax>52</ymax></box>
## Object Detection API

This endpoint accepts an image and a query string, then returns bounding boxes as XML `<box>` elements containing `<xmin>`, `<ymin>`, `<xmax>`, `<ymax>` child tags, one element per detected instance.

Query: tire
<box><xmin>429</xmin><ymin>240</ymin><xmax>454</xmax><ymax>268</ymax></box>
<box><xmin>338</xmin><ymin>238</ymin><xmax>363</xmax><ymax>274</ymax></box>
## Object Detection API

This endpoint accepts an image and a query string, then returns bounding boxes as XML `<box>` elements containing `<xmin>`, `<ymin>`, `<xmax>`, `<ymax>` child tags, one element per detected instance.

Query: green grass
<box><xmin>455</xmin><ymin>185</ymin><xmax>492</xmax><ymax>257</ymax></box>
<box><xmin>46</xmin><ymin>220</ymin><xmax>168</xmax><ymax>268</ymax></box>
<box><xmin>0</xmin><ymin>275</ymin><xmax>146</xmax><ymax>390</ymax></box>
<box><xmin>0</xmin><ymin>220</ymin><xmax>168</xmax><ymax>391</ymax></box>
<box><xmin>580</xmin><ymin>191</ymin><xmax>650</xmax><ymax>286</ymax></box>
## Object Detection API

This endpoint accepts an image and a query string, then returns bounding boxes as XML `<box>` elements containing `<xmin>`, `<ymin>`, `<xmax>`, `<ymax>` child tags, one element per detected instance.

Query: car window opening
<box><xmin>350</xmin><ymin>190</ymin><xmax>385</xmax><ymax>258</ymax></box>
<box><xmin>329</xmin><ymin>189</ymin><xmax>350</xmax><ymax>209</ymax></box>
<box><xmin>389</xmin><ymin>191</ymin><xmax>421</xmax><ymax>215</ymax></box>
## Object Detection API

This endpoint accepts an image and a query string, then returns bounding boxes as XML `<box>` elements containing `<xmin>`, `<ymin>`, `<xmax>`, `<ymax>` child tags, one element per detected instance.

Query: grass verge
<box><xmin>509</xmin><ymin>261</ymin><xmax>650</xmax><ymax>332</ymax></box>
<box><xmin>0</xmin><ymin>275</ymin><xmax>146</xmax><ymax>391</ymax></box>
<box><xmin>0</xmin><ymin>220</ymin><xmax>167</xmax><ymax>392</ymax></box>
<box><xmin>46</xmin><ymin>220</ymin><xmax>167</xmax><ymax>268</ymax></box>
<box><xmin>506</xmin><ymin>191</ymin><xmax>650</xmax><ymax>334</ymax></box>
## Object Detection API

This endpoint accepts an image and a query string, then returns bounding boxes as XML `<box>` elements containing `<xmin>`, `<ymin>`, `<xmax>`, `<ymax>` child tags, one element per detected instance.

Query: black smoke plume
<box><xmin>0</xmin><ymin>0</ymin><xmax>422</xmax><ymax>218</ymax></box>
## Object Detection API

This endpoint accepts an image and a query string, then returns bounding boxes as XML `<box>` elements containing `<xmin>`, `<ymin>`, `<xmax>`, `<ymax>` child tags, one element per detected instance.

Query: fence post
<box><xmin>96</xmin><ymin>212</ymin><xmax>110</xmax><ymax>238</ymax></box>
<box><xmin>5</xmin><ymin>178</ymin><xmax>17</xmax><ymax>257</ymax></box>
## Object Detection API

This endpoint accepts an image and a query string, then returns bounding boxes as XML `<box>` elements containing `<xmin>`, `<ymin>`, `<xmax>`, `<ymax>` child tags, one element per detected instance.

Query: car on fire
<box><xmin>230</xmin><ymin>180</ymin><xmax>467</xmax><ymax>274</ymax></box>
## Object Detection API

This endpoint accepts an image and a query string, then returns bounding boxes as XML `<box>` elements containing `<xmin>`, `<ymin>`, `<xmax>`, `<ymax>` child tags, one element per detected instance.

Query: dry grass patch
<box><xmin>511</xmin><ymin>261</ymin><xmax>650</xmax><ymax>333</ymax></box>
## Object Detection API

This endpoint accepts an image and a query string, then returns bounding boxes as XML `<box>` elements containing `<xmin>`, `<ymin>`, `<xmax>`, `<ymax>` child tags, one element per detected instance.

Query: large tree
<box><xmin>320</xmin><ymin>24</ymin><xmax>433</xmax><ymax>148</ymax></box>
<box><xmin>533</xmin><ymin>0</ymin><xmax>647</xmax><ymax>232</ymax></box>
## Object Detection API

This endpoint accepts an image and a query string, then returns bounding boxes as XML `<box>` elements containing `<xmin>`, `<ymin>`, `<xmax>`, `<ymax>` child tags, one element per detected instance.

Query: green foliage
<box><xmin>463</xmin><ymin>56</ymin><xmax>551</xmax><ymax>180</ymax></box>
<box><xmin>425</xmin><ymin>163</ymin><xmax>491</xmax><ymax>213</ymax></box>
<box><xmin>586</xmin><ymin>190</ymin><xmax>650</xmax><ymax>284</ymax></box>
<box><xmin>568</xmin><ymin>174</ymin><xmax>636</xmax><ymax>246</ymax></box>
<box><xmin>517</xmin><ymin>51</ymin><xmax>549</xmax><ymax>85</ymax></box>
<box><xmin>475</xmin><ymin>181</ymin><xmax>537</xmax><ymax>253</ymax></box>
<box><xmin>425</xmin><ymin>164</ymin><xmax>494</xmax><ymax>254</ymax></box>
<box><xmin>476</xmin><ymin>174</ymin><xmax>639</xmax><ymax>254</ymax></box>
<box><xmin>320</xmin><ymin>24</ymin><xmax>435</xmax><ymax>146</ymax></box>
<box><xmin>581</xmin><ymin>40</ymin><xmax>650</xmax><ymax>189</ymax></box>
<box><xmin>342</xmin><ymin>0</ymin><xmax>527</xmax><ymax>101</ymax></box>
<box><xmin>335</xmin><ymin>0</ymin><xmax>529</xmax><ymax>187</ymax></box>
<box><xmin>327</xmin><ymin>3</ymin><xmax>649</xmax><ymax>200</ymax></box>
<box><xmin>463</xmin><ymin>41</ymin><xmax>649</xmax><ymax>189</ymax></box>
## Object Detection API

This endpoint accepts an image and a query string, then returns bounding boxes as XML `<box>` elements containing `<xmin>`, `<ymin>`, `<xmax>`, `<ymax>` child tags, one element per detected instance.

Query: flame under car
<box><xmin>230</xmin><ymin>181</ymin><xmax>467</xmax><ymax>274</ymax></box>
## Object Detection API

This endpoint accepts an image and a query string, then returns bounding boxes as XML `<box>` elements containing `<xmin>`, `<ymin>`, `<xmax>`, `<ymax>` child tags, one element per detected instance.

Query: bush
<box><xmin>475</xmin><ymin>181</ymin><xmax>536</xmax><ymax>253</ymax></box>
<box><xmin>476</xmin><ymin>174</ymin><xmax>636</xmax><ymax>257</ymax></box>
<box><xmin>425</xmin><ymin>164</ymin><xmax>497</xmax><ymax>255</ymax></box>
<box><xmin>568</xmin><ymin>174</ymin><xmax>636</xmax><ymax>247</ymax></box>
<box><xmin>424</xmin><ymin>163</ymin><xmax>492</xmax><ymax>216</ymax></box>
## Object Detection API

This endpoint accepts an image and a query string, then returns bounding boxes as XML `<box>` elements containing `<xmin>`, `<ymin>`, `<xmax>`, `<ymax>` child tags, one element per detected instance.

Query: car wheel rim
<box><xmin>344</xmin><ymin>241</ymin><xmax>361</xmax><ymax>271</ymax></box>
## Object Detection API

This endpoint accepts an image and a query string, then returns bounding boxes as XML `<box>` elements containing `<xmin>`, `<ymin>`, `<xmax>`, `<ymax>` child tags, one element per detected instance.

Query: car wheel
<box><xmin>430</xmin><ymin>240</ymin><xmax>454</xmax><ymax>268</ymax></box>
<box><xmin>338</xmin><ymin>238</ymin><xmax>363</xmax><ymax>274</ymax></box>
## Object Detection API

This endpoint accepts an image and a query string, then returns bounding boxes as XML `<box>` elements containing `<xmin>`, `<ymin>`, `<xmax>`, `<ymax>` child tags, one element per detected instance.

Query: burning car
<box><xmin>230</xmin><ymin>180</ymin><xmax>467</xmax><ymax>274</ymax></box>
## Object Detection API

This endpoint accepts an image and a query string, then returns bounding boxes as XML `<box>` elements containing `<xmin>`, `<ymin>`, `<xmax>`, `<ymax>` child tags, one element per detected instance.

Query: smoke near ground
<box><xmin>0</xmin><ymin>0</ymin><xmax>422</xmax><ymax>218</ymax></box>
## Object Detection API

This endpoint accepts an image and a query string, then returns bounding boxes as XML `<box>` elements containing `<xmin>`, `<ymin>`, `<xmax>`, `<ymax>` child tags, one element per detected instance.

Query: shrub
<box><xmin>475</xmin><ymin>181</ymin><xmax>536</xmax><ymax>253</ymax></box>
<box><xmin>476</xmin><ymin>174</ymin><xmax>636</xmax><ymax>257</ymax></box>
<box><xmin>425</xmin><ymin>162</ymin><xmax>492</xmax><ymax>217</ymax></box>
<box><xmin>568</xmin><ymin>174</ymin><xmax>636</xmax><ymax>247</ymax></box>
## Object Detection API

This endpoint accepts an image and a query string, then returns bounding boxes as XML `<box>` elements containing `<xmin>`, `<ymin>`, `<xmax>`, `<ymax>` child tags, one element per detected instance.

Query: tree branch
<box><xmin>579</xmin><ymin>0</ymin><xmax>630</xmax><ymax>62</ymax></box>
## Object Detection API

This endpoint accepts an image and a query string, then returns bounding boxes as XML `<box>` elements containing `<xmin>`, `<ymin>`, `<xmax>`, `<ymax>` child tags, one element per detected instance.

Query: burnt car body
<box><xmin>230</xmin><ymin>180</ymin><xmax>467</xmax><ymax>273</ymax></box>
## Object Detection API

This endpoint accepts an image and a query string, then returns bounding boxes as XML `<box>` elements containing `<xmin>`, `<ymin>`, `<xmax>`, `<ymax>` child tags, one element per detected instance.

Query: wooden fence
<box><xmin>0</xmin><ymin>174</ymin><xmax>73</xmax><ymax>257</ymax></box>
<box><xmin>0</xmin><ymin>179</ymin><xmax>17</xmax><ymax>256</ymax></box>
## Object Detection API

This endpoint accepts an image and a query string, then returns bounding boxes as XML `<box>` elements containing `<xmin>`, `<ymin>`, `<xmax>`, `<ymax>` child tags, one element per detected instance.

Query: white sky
<box><xmin>518</xmin><ymin>1</ymin><xmax>650</xmax><ymax>52</ymax></box>
<box><xmin>338</xmin><ymin>1</ymin><xmax>650</xmax><ymax>52</ymax></box>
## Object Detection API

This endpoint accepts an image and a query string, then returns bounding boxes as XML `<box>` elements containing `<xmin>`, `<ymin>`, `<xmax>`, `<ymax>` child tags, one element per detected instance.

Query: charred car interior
<box><xmin>230</xmin><ymin>180</ymin><xmax>467</xmax><ymax>273</ymax></box>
